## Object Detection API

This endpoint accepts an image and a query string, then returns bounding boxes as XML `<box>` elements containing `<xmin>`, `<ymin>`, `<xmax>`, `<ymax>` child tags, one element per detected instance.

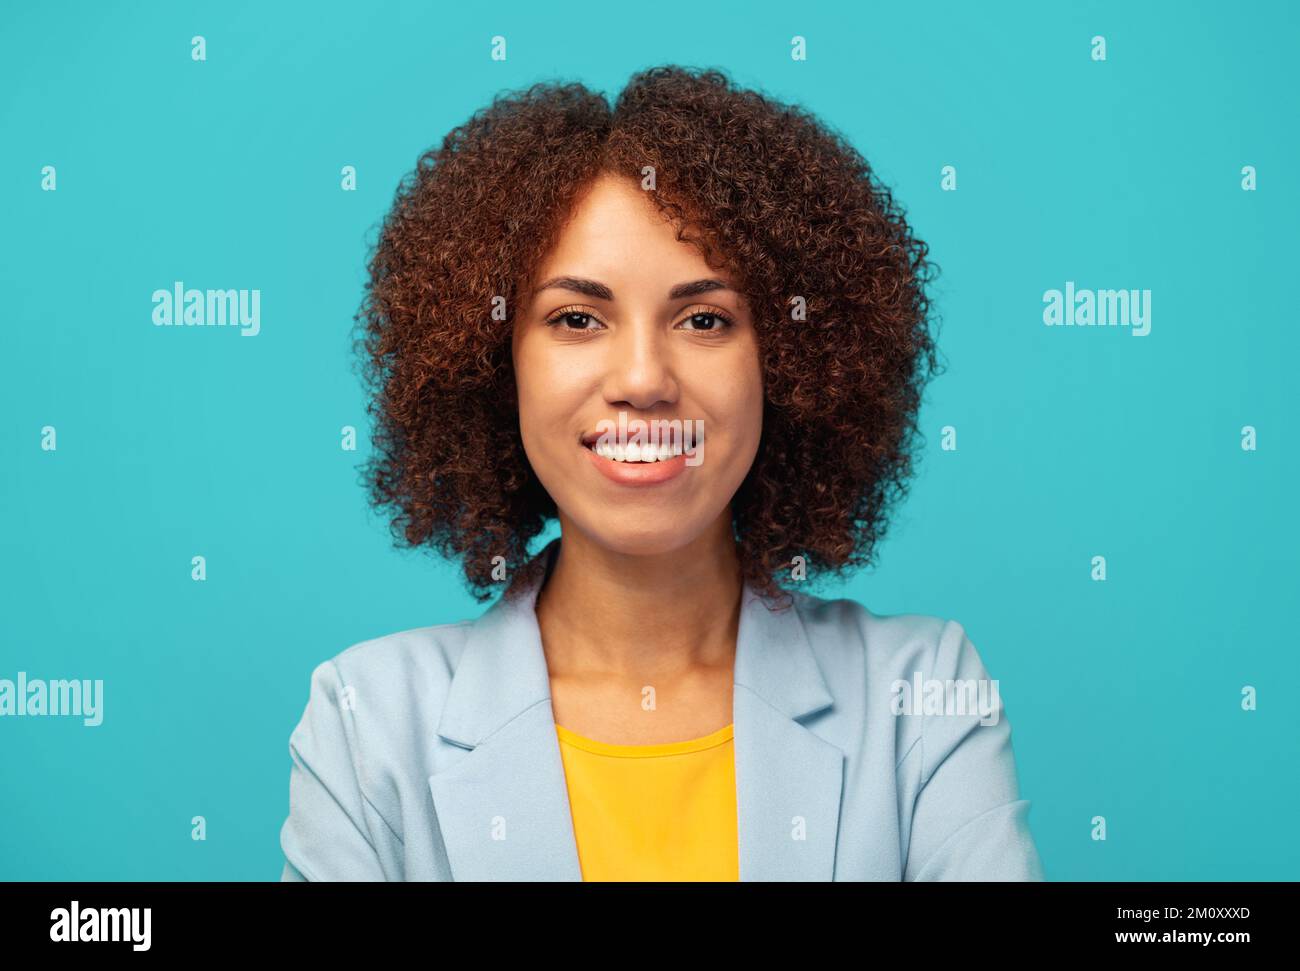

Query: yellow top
<box><xmin>554</xmin><ymin>722</ymin><xmax>739</xmax><ymax>882</ymax></box>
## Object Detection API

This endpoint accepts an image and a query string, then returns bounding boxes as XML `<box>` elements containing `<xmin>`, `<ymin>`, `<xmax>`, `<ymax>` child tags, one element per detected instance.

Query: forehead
<box><xmin>533</xmin><ymin>174</ymin><xmax>720</xmax><ymax>284</ymax></box>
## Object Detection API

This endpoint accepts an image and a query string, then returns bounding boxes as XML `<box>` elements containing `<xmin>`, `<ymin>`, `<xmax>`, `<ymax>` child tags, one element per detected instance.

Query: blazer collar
<box><xmin>428</xmin><ymin>538</ymin><xmax>845</xmax><ymax>881</ymax></box>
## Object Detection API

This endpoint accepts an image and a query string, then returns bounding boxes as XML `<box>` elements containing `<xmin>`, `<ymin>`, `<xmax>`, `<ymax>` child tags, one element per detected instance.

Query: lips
<box><xmin>583</xmin><ymin>441</ymin><xmax>689</xmax><ymax>486</ymax></box>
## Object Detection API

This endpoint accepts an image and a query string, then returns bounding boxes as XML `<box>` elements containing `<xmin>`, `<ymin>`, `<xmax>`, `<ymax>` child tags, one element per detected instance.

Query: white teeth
<box><xmin>588</xmin><ymin>440</ymin><xmax>685</xmax><ymax>463</ymax></box>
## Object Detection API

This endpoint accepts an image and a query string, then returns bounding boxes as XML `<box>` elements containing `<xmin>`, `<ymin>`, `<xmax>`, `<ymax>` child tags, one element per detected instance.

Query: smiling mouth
<box><xmin>579</xmin><ymin>438</ymin><xmax>688</xmax><ymax>463</ymax></box>
<box><xmin>579</xmin><ymin>432</ymin><xmax>693</xmax><ymax>487</ymax></box>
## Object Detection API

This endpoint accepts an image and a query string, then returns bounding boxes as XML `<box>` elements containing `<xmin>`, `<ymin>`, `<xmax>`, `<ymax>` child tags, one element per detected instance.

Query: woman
<box><xmin>278</xmin><ymin>66</ymin><xmax>1045</xmax><ymax>881</ymax></box>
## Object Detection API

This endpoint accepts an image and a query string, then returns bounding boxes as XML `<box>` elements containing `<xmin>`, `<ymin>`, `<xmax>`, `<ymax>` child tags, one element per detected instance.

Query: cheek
<box><xmin>738</xmin><ymin>377</ymin><xmax>765</xmax><ymax>459</ymax></box>
<box><xmin>514</xmin><ymin>336</ymin><xmax>557</xmax><ymax>416</ymax></box>
<box><xmin>705</xmin><ymin>350</ymin><xmax>764</xmax><ymax>445</ymax></box>
<box><xmin>512</xmin><ymin>340</ymin><xmax>550</xmax><ymax>454</ymax></box>
<box><xmin>513</xmin><ymin>340</ymin><xmax>585</xmax><ymax>454</ymax></box>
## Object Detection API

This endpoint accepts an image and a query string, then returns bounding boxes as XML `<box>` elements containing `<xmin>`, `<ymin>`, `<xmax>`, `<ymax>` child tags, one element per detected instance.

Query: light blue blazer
<box><xmin>279</xmin><ymin>539</ymin><xmax>1045</xmax><ymax>881</ymax></box>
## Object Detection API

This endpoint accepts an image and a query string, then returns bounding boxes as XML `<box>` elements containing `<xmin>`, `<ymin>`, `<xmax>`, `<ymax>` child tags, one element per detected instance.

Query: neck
<box><xmin>535</xmin><ymin>512</ymin><xmax>743</xmax><ymax>681</ymax></box>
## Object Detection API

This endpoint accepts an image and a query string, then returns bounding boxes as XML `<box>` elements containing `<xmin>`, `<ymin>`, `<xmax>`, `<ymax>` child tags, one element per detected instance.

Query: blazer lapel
<box><xmin>733</xmin><ymin>585</ymin><xmax>844</xmax><ymax>880</ymax></box>
<box><xmin>427</xmin><ymin>542</ymin><xmax>582</xmax><ymax>881</ymax></box>
<box><xmin>428</xmin><ymin>539</ymin><xmax>845</xmax><ymax>881</ymax></box>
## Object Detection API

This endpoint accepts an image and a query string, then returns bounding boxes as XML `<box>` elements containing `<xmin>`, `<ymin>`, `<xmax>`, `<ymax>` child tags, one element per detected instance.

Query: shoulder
<box><xmin>324</xmin><ymin>619</ymin><xmax>476</xmax><ymax>698</ymax></box>
<box><xmin>287</xmin><ymin>619</ymin><xmax>479</xmax><ymax>788</ymax></box>
<box><xmin>787</xmin><ymin>587</ymin><xmax>987</xmax><ymax>685</ymax></box>
<box><xmin>785</xmin><ymin>589</ymin><xmax>1008</xmax><ymax>762</ymax></box>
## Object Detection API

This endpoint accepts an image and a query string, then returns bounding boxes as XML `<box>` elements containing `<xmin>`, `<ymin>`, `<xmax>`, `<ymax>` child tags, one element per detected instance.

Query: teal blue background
<box><xmin>2</xmin><ymin>0</ymin><xmax>1296</xmax><ymax>880</ymax></box>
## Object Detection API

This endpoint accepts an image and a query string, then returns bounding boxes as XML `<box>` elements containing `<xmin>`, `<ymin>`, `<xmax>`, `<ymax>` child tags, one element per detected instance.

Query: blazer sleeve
<box><xmin>279</xmin><ymin>658</ymin><xmax>397</xmax><ymax>881</ymax></box>
<box><xmin>902</xmin><ymin>620</ymin><xmax>1045</xmax><ymax>881</ymax></box>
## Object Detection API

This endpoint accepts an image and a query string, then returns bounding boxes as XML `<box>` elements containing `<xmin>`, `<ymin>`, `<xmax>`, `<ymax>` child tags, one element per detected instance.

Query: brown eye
<box><xmin>675</xmin><ymin>310</ymin><xmax>734</xmax><ymax>332</ymax></box>
<box><xmin>544</xmin><ymin>307</ymin><xmax>604</xmax><ymax>331</ymax></box>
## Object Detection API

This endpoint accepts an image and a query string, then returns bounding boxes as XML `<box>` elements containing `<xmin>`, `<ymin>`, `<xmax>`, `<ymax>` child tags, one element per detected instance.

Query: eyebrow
<box><xmin>529</xmin><ymin>276</ymin><xmax>733</xmax><ymax>301</ymax></box>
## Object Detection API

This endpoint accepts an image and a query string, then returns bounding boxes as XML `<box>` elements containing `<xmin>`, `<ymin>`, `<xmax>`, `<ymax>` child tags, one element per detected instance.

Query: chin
<box><xmin>572</xmin><ymin>517</ymin><xmax>713</xmax><ymax>559</ymax></box>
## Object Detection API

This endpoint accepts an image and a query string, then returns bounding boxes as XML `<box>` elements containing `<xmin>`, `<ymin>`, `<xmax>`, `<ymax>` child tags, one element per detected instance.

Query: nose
<box><xmin>601</xmin><ymin>316</ymin><xmax>679</xmax><ymax>410</ymax></box>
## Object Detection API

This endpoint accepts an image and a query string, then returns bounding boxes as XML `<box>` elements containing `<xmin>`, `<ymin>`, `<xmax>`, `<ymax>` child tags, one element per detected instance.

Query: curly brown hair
<box><xmin>353</xmin><ymin>65</ymin><xmax>943</xmax><ymax>606</ymax></box>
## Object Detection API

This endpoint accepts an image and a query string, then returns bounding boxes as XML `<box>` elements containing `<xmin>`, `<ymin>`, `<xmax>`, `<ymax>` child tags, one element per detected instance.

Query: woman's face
<box><xmin>512</xmin><ymin>172</ymin><xmax>764</xmax><ymax>557</ymax></box>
